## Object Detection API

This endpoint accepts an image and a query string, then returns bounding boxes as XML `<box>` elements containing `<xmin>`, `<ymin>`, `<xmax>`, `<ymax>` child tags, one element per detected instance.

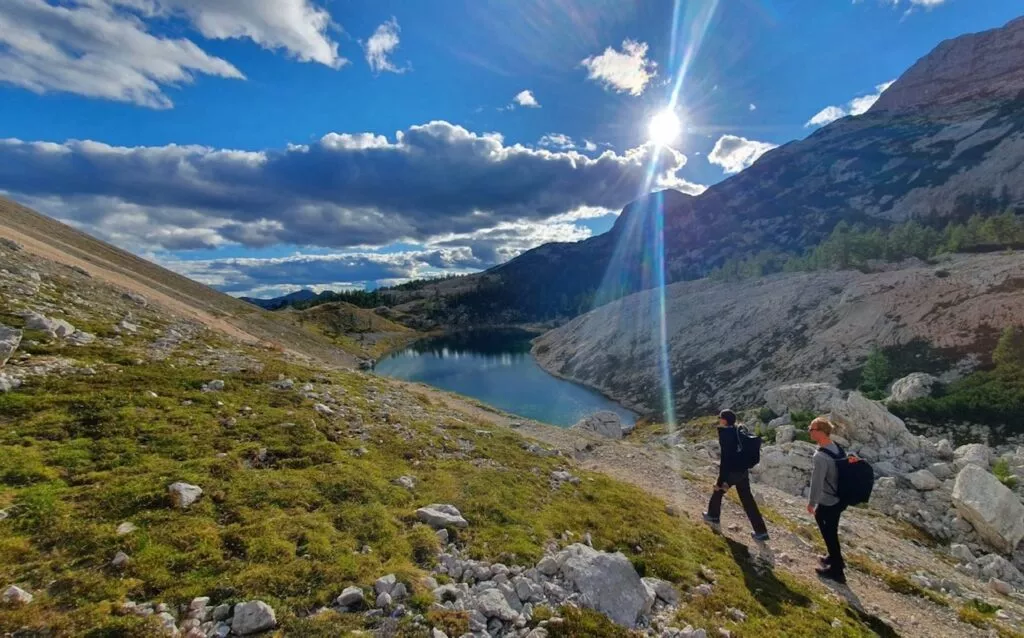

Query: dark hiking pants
<box><xmin>706</xmin><ymin>470</ymin><xmax>768</xmax><ymax>535</ymax></box>
<box><xmin>815</xmin><ymin>502</ymin><xmax>847</xmax><ymax>572</ymax></box>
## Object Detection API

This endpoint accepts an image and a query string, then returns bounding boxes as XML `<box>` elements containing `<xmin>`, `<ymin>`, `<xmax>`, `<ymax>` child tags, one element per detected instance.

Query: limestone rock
<box><xmin>952</xmin><ymin>465</ymin><xmax>1024</xmax><ymax>553</ymax></box>
<box><xmin>750</xmin><ymin>442</ymin><xmax>817</xmax><ymax>496</ymax></box>
<box><xmin>774</xmin><ymin>425</ymin><xmax>795</xmax><ymax>445</ymax></box>
<box><xmin>116</xmin><ymin>522</ymin><xmax>138</xmax><ymax>536</ymax></box>
<box><xmin>554</xmin><ymin>543</ymin><xmax>653</xmax><ymax>628</ymax></box>
<box><xmin>0</xmin><ymin>325</ymin><xmax>21</xmax><ymax>367</ymax></box>
<box><xmin>571</xmin><ymin>411</ymin><xmax>628</xmax><ymax>439</ymax></box>
<box><xmin>887</xmin><ymin>373</ymin><xmax>938</xmax><ymax>403</ymax></box>
<box><xmin>908</xmin><ymin>469</ymin><xmax>942</xmax><ymax>491</ymax></box>
<box><xmin>950</xmin><ymin>544</ymin><xmax>976</xmax><ymax>564</ymax></box>
<box><xmin>0</xmin><ymin>373</ymin><xmax>20</xmax><ymax>393</ymax></box>
<box><xmin>416</xmin><ymin>504</ymin><xmax>469</xmax><ymax>529</ymax></box>
<box><xmin>202</xmin><ymin>380</ymin><xmax>225</xmax><ymax>392</ymax></box>
<box><xmin>168</xmin><ymin>482</ymin><xmax>203</xmax><ymax>509</ymax></box>
<box><xmin>24</xmin><ymin>311</ymin><xmax>75</xmax><ymax>339</ymax></box>
<box><xmin>764</xmin><ymin>383</ymin><xmax>843</xmax><ymax>416</ymax></box>
<box><xmin>641</xmin><ymin>577</ymin><xmax>680</xmax><ymax>606</ymax></box>
<box><xmin>475</xmin><ymin>588</ymin><xmax>519</xmax><ymax>622</ymax></box>
<box><xmin>954</xmin><ymin>444</ymin><xmax>990</xmax><ymax>470</ymax></box>
<box><xmin>936</xmin><ymin>439</ymin><xmax>954</xmax><ymax>460</ymax></box>
<box><xmin>67</xmin><ymin>331</ymin><xmax>96</xmax><ymax>346</ymax></box>
<box><xmin>990</xmin><ymin>578</ymin><xmax>1012</xmax><ymax>596</ymax></box>
<box><xmin>231</xmin><ymin>600</ymin><xmax>276</xmax><ymax>635</ymax></box>
<box><xmin>111</xmin><ymin>551</ymin><xmax>130</xmax><ymax>569</ymax></box>
<box><xmin>336</xmin><ymin>586</ymin><xmax>364</xmax><ymax>609</ymax></box>
<box><xmin>2</xmin><ymin>585</ymin><xmax>33</xmax><ymax>606</ymax></box>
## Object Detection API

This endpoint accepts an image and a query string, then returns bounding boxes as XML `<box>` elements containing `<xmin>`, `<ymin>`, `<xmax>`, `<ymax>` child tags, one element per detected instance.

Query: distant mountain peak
<box><xmin>871</xmin><ymin>16</ymin><xmax>1024</xmax><ymax>114</ymax></box>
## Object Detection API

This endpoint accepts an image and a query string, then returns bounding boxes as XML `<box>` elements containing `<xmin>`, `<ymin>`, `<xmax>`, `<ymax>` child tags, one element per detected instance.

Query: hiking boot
<box><xmin>702</xmin><ymin>512</ymin><xmax>720</xmax><ymax>525</ymax></box>
<box><xmin>815</xmin><ymin>566</ymin><xmax>847</xmax><ymax>584</ymax></box>
<box><xmin>818</xmin><ymin>555</ymin><xmax>832</xmax><ymax>567</ymax></box>
<box><xmin>751</xmin><ymin>531</ymin><xmax>770</xmax><ymax>542</ymax></box>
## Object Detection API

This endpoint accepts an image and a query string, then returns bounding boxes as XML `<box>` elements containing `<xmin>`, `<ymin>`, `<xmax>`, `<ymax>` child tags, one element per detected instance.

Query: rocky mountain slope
<box><xmin>0</xmin><ymin>214</ymin><xmax>967</xmax><ymax>637</ymax></box>
<box><xmin>533</xmin><ymin>252</ymin><xmax>1024</xmax><ymax>417</ymax></box>
<box><xmin>405</xmin><ymin>16</ymin><xmax>1024</xmax><ymax>326</ymax></box>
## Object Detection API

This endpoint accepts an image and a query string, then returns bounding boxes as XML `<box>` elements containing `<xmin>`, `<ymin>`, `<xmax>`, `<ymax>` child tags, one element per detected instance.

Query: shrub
<box><xmin>993</xmin><ymin>458</ymin><xmax>1019</xmax><ymax>489</ymax></box>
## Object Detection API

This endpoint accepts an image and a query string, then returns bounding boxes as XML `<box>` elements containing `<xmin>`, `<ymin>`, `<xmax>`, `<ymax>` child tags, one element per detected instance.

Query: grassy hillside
<box><xmin>0</xmin><ymin>240</ymin><xmax>887</xmax><ymax>636</ymax></box>
<box><xmin>291</xmin><ymin>302</ymin><xmax>418</xmax><ymax>359</ymax></box>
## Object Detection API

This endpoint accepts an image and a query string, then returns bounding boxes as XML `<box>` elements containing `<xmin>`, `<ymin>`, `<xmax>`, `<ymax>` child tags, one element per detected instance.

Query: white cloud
<box><xmin>364</xmin><ymin>17</ymin><xmax>407</xmax><ymax>74</ymax></box>
<box><xmin>512</xmin><ymin>90</ymin><xmax>540</xmax><ymax>108</ymax></box>
<box><xmin>749</xmin><ymin>103</ymin><xmax>757</xmax><ymax>111</ymax></box>
<box><xmin>583</xmin><ymin>140</ymin><xmax>598</xmax><ymax>152</ymax></box>
<box><xmin>0</xmin><ymin>122</ymin><xmax>698</xmax><ymax>253</ymax></box>
<box><xmin>805</xmin><ymin>80</ymin><xmax>896</xmax><ymax>127</ymax></box>
<box><xmin>707</xmin><ymin>135</ymin><xmax>778</xmax><ymax>174</ymax></box>
<box><xmin>538</xmin><ymin>133</ymin><xmax>575</xmax><ymax>150</ymax></box>
<box><xmin>0</xmin><ymin>0</ymin><xmax>343</xmax><ymax>108</ymax></box>
<box><xmin>581</xmin><ymin>39</ymin><xmax>657</xmax><ymax>96</ymax></box>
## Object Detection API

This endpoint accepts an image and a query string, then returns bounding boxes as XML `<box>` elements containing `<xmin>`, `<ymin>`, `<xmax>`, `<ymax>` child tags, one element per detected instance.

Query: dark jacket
<box><xmin>717</xmin><ymin>425</ymin><xmax>745</xmax><ymax>483</ymax></box>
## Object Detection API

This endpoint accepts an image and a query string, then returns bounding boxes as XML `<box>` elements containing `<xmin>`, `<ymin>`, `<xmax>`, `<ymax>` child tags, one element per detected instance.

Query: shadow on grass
<box><xmin>724</xmin><ymin>538</ymin><xmax>900</xmax><ymax>637</ymax></box>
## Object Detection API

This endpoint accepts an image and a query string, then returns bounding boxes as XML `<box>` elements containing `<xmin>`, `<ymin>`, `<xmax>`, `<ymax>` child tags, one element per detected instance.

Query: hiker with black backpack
<box><xmin>703</xmin><ymin>409</ymin><xmax>770</xmax><ymax>542</ymax></box>
<box><xmin>807</xmin><ymin>416</ymin><xmax>874</xmax><ymax>585</ymax></box>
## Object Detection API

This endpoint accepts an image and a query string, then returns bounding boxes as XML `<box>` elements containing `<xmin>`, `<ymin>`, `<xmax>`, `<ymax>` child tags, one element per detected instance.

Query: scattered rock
<box><xmin>336</xmin><ymin>586</ymin><xmax>365</xmax><ymax>610</ymax></box>
<box><xmin>67</xmin><ymin>331</ymin><xmax>96</xmax><ymax>346</ymax></box>
<box><xmin>951</xmin><ymin>464</ymin><xmax>1024</xmax><ymax>553</ymax></box>
<box><xmin>0</xmin><ymin>238</ymin><xmax>23</xmax><ymax>251</ymax></box>
<box><xmin>554</xmin><ymin>543</ymin><xmax>652</xmax><ymax>628</ymax></box>
<box><xmin>571</xmin><ymin>411</ymin><xmax>630</xmax><ymax>439</ymax></box>
<box><xmin>202</xmin><ymin>380</ymin><xmax>225</xmax><ymax>392</ymax></box>
<box><xmin>775</xmin><ymin>425</ymin><xmax>795</xmax><ymax>444</ymax></box>
<box><xmin>0</xmin><ymin>373</ymin><xmax>20</xmax><ymax>393</ymax></box>
<box><xmin>475</xmin><ymin>588</ymin><xmax>519</xmax><ymax>622</ymax></box>
<box><xmin>2</xmin><ymin>585</ymin><xmax>33</xmax><ymax>606</ymax></box>
<box><xmin>0</xmin><ymin>325</ymin><xmax>21</xmax><ymax>367</ymax></box>
<box><xmin>436</xmin><ymin>528</ymin><xmax>450</xmax><ymax>545</ymax></box>
<box><xmin>395</xmin><ymin>476</ymin><xmax>416</xmax><ymax>490</ymax></box>
<box><xmin>887</xmin><ymin>373</ymin><xmax>938</xmax><ymax>403</ymax></box>
<box><xmin>764</xmin><ymin>383</ymin><xmax>842</xmax><ymax>416</ymax></box>
<box><xmin>950</xmin><ymin>544</ymin><xmax>975</xmax><ymax>564</ymax></box>
<box><xmin>116</xmin><ymin>522</ymin><xmax>138</xmax><ymax>536</ymax></box>
<box><xmin>168</xmin><ymin>482</ymin><xmax>203</xmax><ymax>509</ymax></box>
<box><xmin>23</xmin><ymin>311</ymin><xmax>75</xmax><ymax>339</ymax></box>
<box><xmin>231</xmin><ymin>601</ymin><xmax>276</xmax><ymax>635</ymax></box>
<box><xmin>954</xmin><ymin>444</ymin><xmax>991</xmax><ymax>470</ymax></box>
<box><xmin>111</xmin><ymin>551</ymin><xmax>130</xmax><ymax>569</ymax></box>
<box><xmin>314</xmin><ymin>403</ymin><xmax>335</xmax><ymax>416</ymax></box>
<box><xmin>907</xmin><ymin>469</ymin><xmax>942</xmax><ymax>491</ymax></box>
<box><xmin>416</xmin><ymin>504</ymin><xmax>469</xmax><ymax>529</ymax></box>
<box><xmin>642</xmin><ymin>577</ymin><xmax>680</xmax><ymax>606</ymax></box>
<box><xmin>122</xmin><ymin>291</ymin><xmax>149</xmax><ymax>306</ymax></box>
<box><xmin>936</xmin><ymin>439</ymin><xmax>954</xmax><ymax>460</ymax></box>
<box><xmin>989</xmin><ymin>578</ymin><xmax>1012</xmax><ymax>596</ymax></box>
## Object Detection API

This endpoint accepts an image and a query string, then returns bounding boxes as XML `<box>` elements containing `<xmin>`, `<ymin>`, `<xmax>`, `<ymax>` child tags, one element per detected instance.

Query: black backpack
<box><xmin>821</xmin><ymin>445</ymin><xmax>874</xmax><ymax>506</ymax></box>
<box><xmin>735</xmin><ymin>426</ymin><xmax>762</xmax><ymax>470</ymax></box>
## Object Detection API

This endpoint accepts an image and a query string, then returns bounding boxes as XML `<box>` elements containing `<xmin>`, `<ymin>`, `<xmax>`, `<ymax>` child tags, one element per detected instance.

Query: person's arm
<box><xmin>716</xmin><ymin>428</ymin><xmax>730</xmax><ymax>486</ymax></box>
<box><xmin>808</xmin><ymin>452</ymin><xmax>827</xmax><ymax>510</ymax></box>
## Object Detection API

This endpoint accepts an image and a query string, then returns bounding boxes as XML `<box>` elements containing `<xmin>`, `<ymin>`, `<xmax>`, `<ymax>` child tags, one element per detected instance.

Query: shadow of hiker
<box><xmin>826</xmin><ymin>581</ymin><xmax>900</xmax><ymax>638</ymax></box>
<box><xmin>724</xmin><ymin>539</ymin><xmax>900</xmax><ymax>636</ymax></box>
<box><xmin>724</xmin><ymin>538</ymin><xmax>812</xmax><ymax>615</ymax></box>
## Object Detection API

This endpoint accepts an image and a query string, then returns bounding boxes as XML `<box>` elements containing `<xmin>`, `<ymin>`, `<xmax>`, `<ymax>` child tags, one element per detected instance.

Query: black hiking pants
<box><xmin>706</xmin><ymin>470</ymin><xmax>768</xmax><ymax>535</ymax></box>
<box><xmin>815</xmin><ymin>502</ymin><xmax>847</xmax><ymax>572</ymax></box>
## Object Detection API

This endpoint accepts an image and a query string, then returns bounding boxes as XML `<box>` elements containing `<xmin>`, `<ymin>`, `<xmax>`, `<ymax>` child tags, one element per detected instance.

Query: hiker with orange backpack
<box><xmin>806</xmin><ymin>416</ymin><xmax>874</xmax><ymax>585</ymax></box>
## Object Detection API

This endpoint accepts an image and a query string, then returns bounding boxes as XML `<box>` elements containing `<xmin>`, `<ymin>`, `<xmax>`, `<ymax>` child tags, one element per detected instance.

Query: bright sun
<box><xmin>648</xmin><ymin>109</ymin><xmax>681</xmax><ymax>146</ymax></box>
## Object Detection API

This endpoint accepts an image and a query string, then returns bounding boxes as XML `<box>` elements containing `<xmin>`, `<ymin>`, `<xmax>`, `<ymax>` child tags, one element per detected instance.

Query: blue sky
<box><xmin>1</xmin><ymin>0</ymin><xmax>1021</xmax><ymax>297</ymax></box>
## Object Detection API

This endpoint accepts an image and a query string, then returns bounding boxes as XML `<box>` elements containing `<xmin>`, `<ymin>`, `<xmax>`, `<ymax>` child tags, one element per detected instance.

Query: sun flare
<box><xmin>648</xmin><ymin>109</ymin><xmax>682</xmax><ymax>146</ymax></box>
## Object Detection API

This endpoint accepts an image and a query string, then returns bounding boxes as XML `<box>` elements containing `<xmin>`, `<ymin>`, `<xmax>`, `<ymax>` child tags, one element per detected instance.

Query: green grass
<box><xmin>0</xmin><ymin>307</ymin><xmax>895</xmax><ymax>635</ymax></box>
<box><xmin>846</xmin><ymin>556</ymin><xmax>949</xmax><ymax>608</ymax></box>
<box><xmin>993</xmin><ymin>458</ymin><xmax>1019</xmax><ymax>490</ymax></box>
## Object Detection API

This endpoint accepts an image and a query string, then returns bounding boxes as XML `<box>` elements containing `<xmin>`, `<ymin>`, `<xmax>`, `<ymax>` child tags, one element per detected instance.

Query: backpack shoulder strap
<box><xmin>820</xmin><ymin>445</ymin><xmax>845</xmax><ymax>460</ymax></box>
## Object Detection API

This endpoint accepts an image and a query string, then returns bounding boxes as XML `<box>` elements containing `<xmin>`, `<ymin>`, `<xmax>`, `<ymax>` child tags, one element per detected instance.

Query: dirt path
<box><xmin>400</xmin><ymin>380</ymin><xmax>1018</xmax><ymax>637</ymax></box>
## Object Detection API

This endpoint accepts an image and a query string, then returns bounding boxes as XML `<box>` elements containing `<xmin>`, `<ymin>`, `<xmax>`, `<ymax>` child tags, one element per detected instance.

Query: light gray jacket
<box><xmin>809</xmin><ymin>442</ymin><xmax>841</xmax><ymax>507</ymax></box>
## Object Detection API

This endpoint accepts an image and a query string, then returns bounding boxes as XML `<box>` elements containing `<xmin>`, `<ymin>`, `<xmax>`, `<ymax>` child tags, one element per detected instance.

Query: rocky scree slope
<box><xmin>406</xmin><ymin>16</ymin><xmax>1024</xmax><ymax>325</ymax></box>
<box><xmin>0</xmin><ymin>242</ymin><xmax>890</xmax><ymax>636</ymax></box>
<box><xmin>534</xmin><ymin>252</ymin><xmax>1024</xmax><ymax>417</ymax></box>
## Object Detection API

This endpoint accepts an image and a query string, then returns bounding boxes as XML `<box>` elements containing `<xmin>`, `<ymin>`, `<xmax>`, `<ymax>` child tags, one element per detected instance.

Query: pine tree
<box><xmin>860</xmin><ymin>347</ymin><xmax>891</xmax><ymax>398</ymax></box>
<box><xmin>993</xmin><ymin>326</ymin><xmax>1024</xmax><ymax>371</ymax></box>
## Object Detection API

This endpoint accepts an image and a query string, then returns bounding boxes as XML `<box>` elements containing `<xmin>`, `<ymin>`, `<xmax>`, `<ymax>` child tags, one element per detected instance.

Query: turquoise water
<box><xmin>373</xmin><ymin>329</ymin><xmax>636</xmax><ymax>427</ymax></box>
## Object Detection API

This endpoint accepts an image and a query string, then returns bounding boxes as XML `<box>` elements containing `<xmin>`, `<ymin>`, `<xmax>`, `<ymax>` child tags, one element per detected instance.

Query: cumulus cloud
<box><xmin>749</xmin><ymin>103</ymin><xmax>757</xmax><ymax>111</ymax></box>
<box><xmin>805</xmin><ymin>80</ymin><xmax>896</xmax><ymax>127</ymax></box>
<box><xmin>508</xmin><ymin>90</ymin><xmax>540</xmax><ymax>109</ymax></box>
<box><xmin>707</xmin><ymin>135</ymin><xmax>778</xmax><ymax>174</ymax></box>
<box><xmin>0</xmin><ymin>0</ymin><xmax>342</xmax><ymax>108</ymax></box>
<box><xmin>363</xmin><ymin>17</ymin><xmax>407</xmax><ymax>74</ymax></box>
<box><xmin>537</xmin><ymin>133</ymin><xmax>575</xmax><ymax>150</ymax></box>
<box><xmin>0</xmin><ymin>121</ymin><xmax>699</xmax><ymax>252</ymax></box>
<box><xmin>581</xmin><ymin>39</ymin><xmax>657</xmax><ymax>96</ymax></box>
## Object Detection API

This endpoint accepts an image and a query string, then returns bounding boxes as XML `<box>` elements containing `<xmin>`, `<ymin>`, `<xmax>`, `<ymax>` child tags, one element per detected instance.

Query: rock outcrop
<box><xmin>952</xmin><ymin>465</ymin><xmax>1024</xmax><ymax>554</ymax></box>
<box><xmin>555</xmin><ymin>543</ymin><xmax>653</xmax><ymax>628</ymax></box>
<box><xmin>168</xmin><ymin>482</ymin><xmax>203</xmax><ymax>509</ymax></box>
<box><xmin>0</xmin><ymin>325</ymin><xmax>20</xmax><ymax>367</ymax></box>
<box><xmin>887</xmin><ymin>373</ymin><xmax>938</xmax><ymax>404</ymax></box>
<box><xmin>534</xmin><ymin>254</ymin><xmax>1024</xmax><ymax>416</ymax></box>
<box><xmin>416</xmin><ymin>504</ymin><xmax>469</xmax><ymax>529</ymax></box>
<box><xmin>571</xmin><ymin>411</ymin><xmax>630</xmax><ymax>439</ymax></box>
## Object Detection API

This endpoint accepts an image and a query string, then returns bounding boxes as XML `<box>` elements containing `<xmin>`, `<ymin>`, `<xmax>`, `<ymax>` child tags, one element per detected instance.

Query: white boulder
<box><xmin>887</xmin><ymin>373</ymin><xmax>938</xmax><ymax>403</ymax></box>
<box><xmin>571</xmin><ymin>411</ymin><xmax>629</xmax><ymax>439</ymax></box>
<box><xmin>775</xmin><ymin>425</ymin><xmax>795</xmax><ymax>445</ymax></box>
<box><xmin>336</xmin><ymin>586</ymin><xmax>364</xmax><ymax>609</ymax></box>
<box><xmin>0</xmin><ymin>373</ymin><xmax>20</xmax><ymax>393</ymax></box>
<box><xmin>907</xmin><ymin>469</ymin><xmax>942</xmax><ymax>491</ymax></box>
<box><xmin>168</xmin><ymin>482</ymin><xmax>203</xmax><ymax>509</ymax></box>
<box><xmin>0</xmin><ymin>325</ymin><xmax>21</xmax><ymax>367</ymax></box>
<box><xmin>231</xmin><ymin>601</ymin><xmax>276</xmax><ymax>635</ymax></box>
<box><xmin>2</xmin><ymin>585</ymin><xmax>33</xmax><ymax>606</ymax></box>
<box><xmin>936</xmin><ymin>439</ymin><xmax>954</xmax><ymax>460</ymax></box>
<box><xmin>951</xmin><ymin>465</ymin><xmax>1024</xmax><ymax>554</ymax></box>
<box><xmin>475</xmin><ymin>588</ymin><xmax>519</xmax><ymax>622</ymax></box>
<box><xmin>23</xmin><ymin>311</ymin><xmax>75</xmax><ymax>339</ymax></box>
<box><xmin>750</xmin><ymin>442</ymin><xmax>817</xmax><ymax>497</ymax></box>
<box><xmin>954</xmin><ymin>444</ymin><xmax>991</xmax><ymax>470</ymax></box>
<box><xmin>554</xmin><ymin>543</ymin><xmax>653</xmax><ymax>627</ymax></box>
<box><xmin>764</xmin><ymin>383</ymin><xmax>843</xmax><ymax>416</ymax></box>
<box><xmin>416</xmin><ymin>504</ymin><xmax>469</xmax><ymax>529</ymax></box>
